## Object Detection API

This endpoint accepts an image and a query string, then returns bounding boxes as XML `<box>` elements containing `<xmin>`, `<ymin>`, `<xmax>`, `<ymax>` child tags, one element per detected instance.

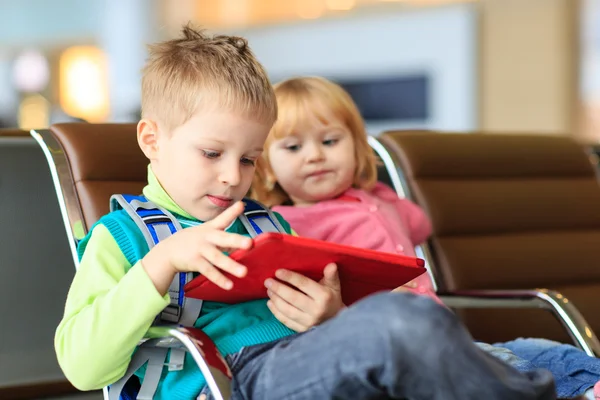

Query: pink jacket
<box><xmin>273</xmin><ymin>182</ymin><xmax>441</xmax><ymax>304</ymax></box>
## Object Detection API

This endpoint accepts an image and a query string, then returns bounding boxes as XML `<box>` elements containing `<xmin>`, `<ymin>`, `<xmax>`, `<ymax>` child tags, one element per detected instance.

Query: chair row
<box><xmin>34</xmin><ymin>123</ymin><xmax>600</xmax><ymax>356</ymax></box>
<box><xmin>2</xmin><ymin>124</ymin><xmax>600</xmax><ymax>399</ymax></box>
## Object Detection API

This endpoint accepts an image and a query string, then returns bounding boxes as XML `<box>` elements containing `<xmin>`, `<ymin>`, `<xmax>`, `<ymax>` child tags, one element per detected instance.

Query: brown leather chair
<box><xmin>369</xmin><ymin>131</ymin><xmax>600</xmax><ymax>356</ymax></box>
<box><xmin>31</xmin><ymin>123</ymin><xmax>233</xmax><ymax>400</ymax></box>
<box><xmin>32</xmin><ymin>123</ymin><xmax>147</xmax><ymax>239</ymax></box>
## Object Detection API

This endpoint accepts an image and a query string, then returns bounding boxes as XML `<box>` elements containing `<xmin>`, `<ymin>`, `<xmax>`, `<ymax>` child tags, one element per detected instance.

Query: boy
<box><xmin>55</xmin><ymin>25</ymin><xmax>556</xmax><ymax>399</ymax></box>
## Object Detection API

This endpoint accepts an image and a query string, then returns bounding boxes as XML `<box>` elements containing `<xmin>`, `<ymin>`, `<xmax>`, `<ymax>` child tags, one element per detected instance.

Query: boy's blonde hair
<box><xmin>142</xmin><ymin>24</ymin><xmax>277</xmax><ymax>132</ymax></box>
<box><xmin>251</xmin><ymin>76</ymin><xmax>378</xmax><ymax>207</ymax></box>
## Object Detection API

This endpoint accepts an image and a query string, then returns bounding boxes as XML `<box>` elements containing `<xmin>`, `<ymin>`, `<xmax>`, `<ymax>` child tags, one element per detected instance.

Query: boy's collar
<box><xmin>142</xmin><ymin>165</ymin><xmax>196</xmax><ymax>221</ymax></box>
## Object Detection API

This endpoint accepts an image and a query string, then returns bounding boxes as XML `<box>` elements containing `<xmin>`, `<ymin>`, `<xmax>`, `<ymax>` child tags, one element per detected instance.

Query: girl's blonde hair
<box><xmin>251</xmin><ymin>76</ymin><xmax>378</xmax><ymax>207</ymax></box>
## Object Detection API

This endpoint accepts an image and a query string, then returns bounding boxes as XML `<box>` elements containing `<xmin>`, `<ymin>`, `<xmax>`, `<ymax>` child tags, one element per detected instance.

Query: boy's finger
<box><xmin>273</xmin><ymin>269</ymin><xmax>322</xmax><ymax>300</ymax></box>
<box><xmin>195</xmin><ymin>258</ymin><xmax>234</xmax><ymax>290</ymax></box>
<box><xmin>266</xmin><ymin>300</ymin><xmax>305</xmax><ymax>332</ymax></box>
<box><xmin>203</xmin><ymin>246</ymin><xmax>248</xmax><ymax>278</ymax></box>
<box><xmin>267</xmin><ymin>288</ymin><xmax>306</xmax><ymax>324</ymax></box>
<box><xmin>319</xmin><ymin>263</ymin><xmax>341</xmax><ymax>292</ymax></box>
<box><xmin>207</xmin><ymin>201</ymin><xmax>244</xmax><ymax>229</ymax></box>
<box><xmin>265</xmin><ymin>273</ymin><xmax>312</xmax><ymax>312</ymax></box>
<box><xmin>207</xmin><ymin>230</ymin><xmax>252</xmax><ymax>251</ymax></box>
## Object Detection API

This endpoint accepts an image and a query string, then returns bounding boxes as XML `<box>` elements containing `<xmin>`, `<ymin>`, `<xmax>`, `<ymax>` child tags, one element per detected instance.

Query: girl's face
<box><xmin>267</xmin><ymin>112</ymin><xmax>357</xmax><ymax>207</ymax></box>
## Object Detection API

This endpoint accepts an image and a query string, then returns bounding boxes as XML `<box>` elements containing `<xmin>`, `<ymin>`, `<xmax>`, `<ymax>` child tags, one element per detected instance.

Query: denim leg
<box><xmin>228</xmin><ymin>293</ymin><xmax>556</xmax><ymax>400</ymax></box>
<box><xmin>476</xmin><ymin>342</ymin><xmax>539</xmax><ymax>373</ymax></box>
<box><xmin>495</xmin><ymin>338</ymin><xmax>600</xmax><ymax>398</ymax></box>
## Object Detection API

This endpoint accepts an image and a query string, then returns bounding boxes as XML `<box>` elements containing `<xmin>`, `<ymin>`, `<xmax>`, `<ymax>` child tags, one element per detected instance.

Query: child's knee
<box><xmin>354</xmin><ymin>292</ymin><xmax>451</xmax><ymax>325</ymax></box>
<box><xmin>346</xmin><ymin>292</ymin><xmax>458</xmax><ymax>348</ymax></box>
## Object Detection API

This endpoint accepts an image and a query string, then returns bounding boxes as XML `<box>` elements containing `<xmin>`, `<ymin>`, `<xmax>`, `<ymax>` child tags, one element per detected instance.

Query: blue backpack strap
<box><xmin>107</xmin><ymin>195</ymin><xmax>285</xmax><ymax>327</ymax></box>
<box><xmin>110</xmin><ymin>194</ymin><xmax>182</xmax><ymax>247</ymax></box>
<box><xmin>238</xmin><ymin>198</ymin><xmax>286</xmax><ymax>236</ymax></box>
<box><xmin>107</xmin><ymin>195</ymin><xmax>286</xmax><ymax>400</ymax></box>
<box><xmin>110</xmin><ymin>194</ymin><xmax>202</xmax><ymax>327</ymax></box>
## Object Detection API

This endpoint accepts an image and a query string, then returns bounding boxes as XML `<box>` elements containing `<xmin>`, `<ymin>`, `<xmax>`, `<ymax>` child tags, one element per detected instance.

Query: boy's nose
<box><xmin>219</xmin><ymin>165</ymin><xmax>241</xmax><ymax>186</ymax></box>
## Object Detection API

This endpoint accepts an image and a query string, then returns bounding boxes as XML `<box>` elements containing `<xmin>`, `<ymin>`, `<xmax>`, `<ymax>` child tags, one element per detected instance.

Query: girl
<box><xmin>251</xmin><ymin>76</ymin><xmax>600</xmax><ymax>400</ymax></box>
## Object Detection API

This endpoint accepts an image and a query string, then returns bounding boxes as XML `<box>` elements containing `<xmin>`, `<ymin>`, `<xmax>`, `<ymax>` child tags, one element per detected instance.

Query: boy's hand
<box><xmin>142</xmin><ymin>201</ymin><xmax>252</xmax><ymax>295</ymax></box>
<box><xmin>264</xmin><ymin>263</ymin><xmax>345</xmax><ymax>332</ymax></box>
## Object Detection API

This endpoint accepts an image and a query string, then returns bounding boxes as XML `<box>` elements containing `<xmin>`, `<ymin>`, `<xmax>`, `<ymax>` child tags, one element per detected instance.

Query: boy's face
<box><xmin>142</xmin><ymin>110</ymin><xmax>271</xmax><ymax>221</ymax></box>
<box><xmin>267</xmin><ymin>112</ymin><xmax>356</xmax><ymax>207</ymax></box>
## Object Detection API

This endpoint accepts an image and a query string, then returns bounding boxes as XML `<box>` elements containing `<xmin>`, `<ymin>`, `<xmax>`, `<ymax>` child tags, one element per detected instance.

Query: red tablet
<box><xmin>184</xmin><ymin>233</ymin><xmax>426</xmax><ymax>305</ymax></box>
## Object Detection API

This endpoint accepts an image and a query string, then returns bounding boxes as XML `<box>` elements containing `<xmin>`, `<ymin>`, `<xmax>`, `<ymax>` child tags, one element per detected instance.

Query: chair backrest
<box><xmin>374</xmin><ymin>130</ymin><xmax>600</xmax><ymax>344</ymax></box>
<box><xmin>0</xmin><ymin>130</ymin><xmax>78</xmax><ymax>397</ymax></box>
<box><xmin>32</xmin><ymin>123</ymin><xmax>147</xmax><ymax>246</ymax></box>
<box><xmin>0</xmin><ymin>128</ymin><xmax>30</xmax><ymax>137</ymax></box>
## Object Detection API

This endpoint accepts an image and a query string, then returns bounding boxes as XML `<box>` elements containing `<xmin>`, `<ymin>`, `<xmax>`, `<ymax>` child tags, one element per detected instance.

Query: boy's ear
<box><xmin>137</xmin><ymin>119</ymin><xmax>159</xmax><ymax>159</ymax></box>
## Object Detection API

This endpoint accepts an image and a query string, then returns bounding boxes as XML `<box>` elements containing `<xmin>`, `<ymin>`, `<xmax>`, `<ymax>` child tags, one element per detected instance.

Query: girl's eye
<box><xmin>323</xmin><ymin>138</ymin><xmax>339</xmax><ymax>146</ymax></box>
<box><xmin>202</xmin><ymin>150</ymin><xmax>221</xmax><ymax>159</ymax></box>
<box><xmin>285</xmin><ymin>144</ymin><xmax>300</xmax><ymax>152</ymax></box>
<box><xmin>241</xmin><ymin>158</ymin><xmax>256</xmax><ymax>166</ymax></box>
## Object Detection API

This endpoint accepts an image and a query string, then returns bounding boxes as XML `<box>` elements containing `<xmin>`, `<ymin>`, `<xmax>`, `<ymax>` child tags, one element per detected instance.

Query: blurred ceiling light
<box><xmin>326</xmin><ymin>0</ymin><xmax>356</xmax><ymax>10</ymax></box>
<box><xmin>296</xmin><ymin>0</ymin><xmax>326</xmax><ymax>19</ymax></box>
<box><xmin>219</xmin><ymin>0</ymin><xmax>249</xmax><ymax>26</ymax></box>
<box><xmin>12</xmin><ymin>49</ymin><xmax>50</xmax><ymax>93</ymax></box>
<box><xmin>59</xmin><ymin>46</ymin><xmax>109</xmax><ymax>123</ymax></box>
<box><xmin>18</xmin><ymin>93</ymin><xmax>50</xmax><ymax>130</ymax></box>
<box><xmin>379</xmin><ymin>0</ymin><xmax>478</xmax><ymax>2</ymax></box>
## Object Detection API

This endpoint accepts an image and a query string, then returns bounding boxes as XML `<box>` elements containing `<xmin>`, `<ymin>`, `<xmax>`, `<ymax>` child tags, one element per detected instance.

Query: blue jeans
<box><xmin>479</xmin><ymin>339</ymin><xmax>600</xmax><ymax>398</ymax></box>
<box><xmin>204</xmin><ymin>293</ymin><xmax>555</xmax><ymax>400</ymax></box>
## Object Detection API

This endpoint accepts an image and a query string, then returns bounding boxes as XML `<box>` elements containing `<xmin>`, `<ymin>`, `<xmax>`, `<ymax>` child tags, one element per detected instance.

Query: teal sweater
<box><xmin>77</xmin><ymin>208</ymin><xmax>295</xmax><ymax>399</ymax></box>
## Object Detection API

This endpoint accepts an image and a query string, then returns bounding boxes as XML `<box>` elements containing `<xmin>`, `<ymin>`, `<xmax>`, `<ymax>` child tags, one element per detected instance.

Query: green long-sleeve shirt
<box><xmin>55</xmin><ymin>167</ymin><xmax>295</xmax><ymax>399</ymax></box>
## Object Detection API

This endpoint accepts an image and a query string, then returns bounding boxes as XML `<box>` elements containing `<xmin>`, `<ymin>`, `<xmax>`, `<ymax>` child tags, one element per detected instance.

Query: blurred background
<box><xmin>0</xmin><ymin>0</ymin><xmax>598</xmax><ymax>141</ymax></box>
<box><xmin>1</xmin><ymin>1</ymin><xmax>600</xmax><ymax>398</ymax></box>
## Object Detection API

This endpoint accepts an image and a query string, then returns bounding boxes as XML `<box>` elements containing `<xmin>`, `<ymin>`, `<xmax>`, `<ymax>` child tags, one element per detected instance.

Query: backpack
<box><xmin>107</xmin><ymin>194</ymin><xmax>285</xmax><ymax>400</ymax></box>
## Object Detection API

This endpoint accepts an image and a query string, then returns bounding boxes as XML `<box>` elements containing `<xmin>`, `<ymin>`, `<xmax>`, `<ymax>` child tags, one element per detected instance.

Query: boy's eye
<box><xmin>323</xmin><ymin>138</ymin><xmax>339</xmax><ymax>146</ymax></box>
<box><xmin>241</xmin><ymin>157</ymin><xmax>256</xmax><ymax>166</ymax></box>
<box><xmin>285</xmin><ymin>144</ymin><xmax>300</xmax><ymax>152</ymax></box>
<box><xmin>202</xmin><ymin>150</ymin><xmax>221</xmax><ymax>159</ymax></box>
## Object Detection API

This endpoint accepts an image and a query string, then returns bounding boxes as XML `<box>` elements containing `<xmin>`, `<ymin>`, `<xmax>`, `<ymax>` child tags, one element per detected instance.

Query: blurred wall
<box><xmin>479</xmin><ymin>0</ymin><xmax>579</xmax><ymax>135</ymax></box>
<box><xmin>232</xmin><ymin>3</ymin><xmax>478</xmax><ymax>133</ymax></box>
<box><xmin>0</xmin><ymin>0</ymin><xmax>590</xmax><ymax>137</ymax></box>
<box><xmin>0</xmin><ymin>0</ymin><xmax>102</xmax><ymax>48</ymax></box>
<box><xmin>0</xmin><ymin>0</ymin><xmax>161</xmax><ymax>124</ymax></box>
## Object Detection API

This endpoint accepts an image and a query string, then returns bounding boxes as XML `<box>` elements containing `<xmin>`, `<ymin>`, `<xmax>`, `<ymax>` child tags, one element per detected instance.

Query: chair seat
<box><xmin>455</xmin><ymin>282</ymin><xmax>600</xmax><ymax>345</ymax></box>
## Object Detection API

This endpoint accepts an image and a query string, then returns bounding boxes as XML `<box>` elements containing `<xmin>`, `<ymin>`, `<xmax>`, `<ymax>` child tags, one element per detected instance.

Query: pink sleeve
<box><xmin>371</xmin><ymin>183</ymin><xmax>432</xmax><ymax>246</ymax></box>
<box><xmin>395</xmin><ymin>198</ymin><xmax>432</xmax><ymax>246</ymax></box>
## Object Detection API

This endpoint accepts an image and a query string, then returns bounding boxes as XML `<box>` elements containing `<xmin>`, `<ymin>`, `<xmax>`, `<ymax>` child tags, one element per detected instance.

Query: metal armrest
<box><xmin>439</xmin><ymin>289</ymin><xmax>600</xmax><ymax>357</ymax></box>
<box><xmin>30</xmin><ymin>129</ymin><xmax>83</xmax><ymax>268</ymax></box>
<box><xmin>105</xmin><ymin>327</ymin><xmax>232</xmax><ymax>400</ymax></box>
<box><xmin>157</xmin><ymin>327</ymin><xmax>232</xmax><ymax>400</ymax></box>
